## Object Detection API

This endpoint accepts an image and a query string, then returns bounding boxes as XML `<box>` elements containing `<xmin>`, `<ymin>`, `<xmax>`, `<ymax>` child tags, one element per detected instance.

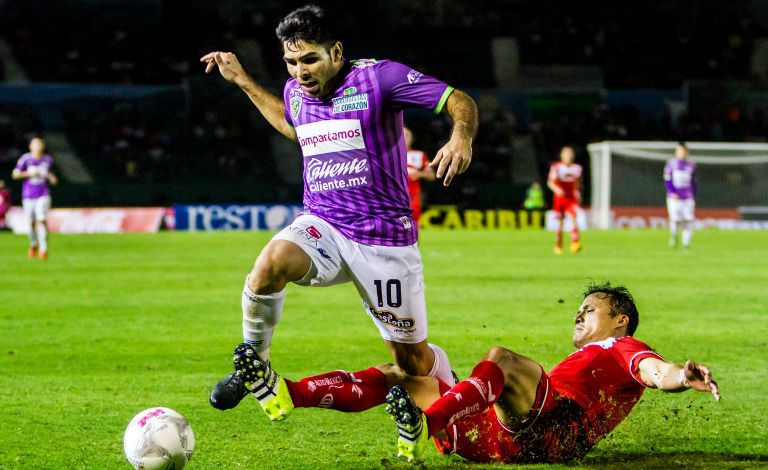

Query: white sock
<box><xmin>682</xmin><ymin>224</ymin><xmax>693</xmax><ymax>247</ymax></box>
<box><xmin>428</xmin><ymin>343</ymin><xmax>455</xmax><ymax>386</ymax></box>
<box><xmin>37</xmin><ymin>224</ymin><xmax>48</xmax><ymax>252</ymax></box>
<box><xmin>669</xmin><ymin>221</ymin><xmax>678</xmax><ymax>241</ymax></box>
<box><xmin>29</xmin><ymin>227</ymin><xmax>38</xmax><ymax>247</ymax></box>
<box><xmin>242</xmin><ymin>278</ymin><xmax>284</xmax><ymax>361</ymax></box>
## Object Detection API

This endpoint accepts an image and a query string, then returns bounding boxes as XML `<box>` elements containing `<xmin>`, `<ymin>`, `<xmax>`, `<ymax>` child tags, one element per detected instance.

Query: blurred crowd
<box><xmin>1</xmin><ymin>0</ymin><xmax>768</xmax><ymax>206</ymax></box>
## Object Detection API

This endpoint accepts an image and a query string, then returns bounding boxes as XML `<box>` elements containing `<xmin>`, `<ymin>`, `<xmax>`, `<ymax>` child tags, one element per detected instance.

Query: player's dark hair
<box><xmin>276</xmin><ymin>5</ymin><xmax>338</xmax><ymax>49</ymax></box>
<box><xmin>583</xmin><ymin>282</ymin><xmax>639</xmax><ymax>336</ymax></box>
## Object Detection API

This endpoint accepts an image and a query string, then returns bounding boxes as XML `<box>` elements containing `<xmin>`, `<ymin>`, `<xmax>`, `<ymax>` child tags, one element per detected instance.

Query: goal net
<box><xmin>587</xmin><ymin>141</ymin><xmax>768</xmax><ymax>229</ymax></box>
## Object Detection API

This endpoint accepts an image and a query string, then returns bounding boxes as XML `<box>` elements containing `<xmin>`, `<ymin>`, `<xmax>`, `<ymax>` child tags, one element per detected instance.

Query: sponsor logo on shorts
<box><xmin>369</xmin><ymin>309</ymin><xmax>415</xmax><ymax>331</ymax></box>
<box><xmin>331</xmin><ymin>93</ymin><xmax>369</xmax><ymax>114</ymax></box>
<box><xmin>317</xmin><ymin>247</ymin><xmax>331</xmax><ymax>259</ymax></box>
<box><xmin>407</xmin><ymin>69</ymin><xmax>423</xmax><ymax>84</ymax></box>
<box><xmin>306</xmin><ymin>226</ymin><xmax>322</xmax><ymax>239</ymax></box>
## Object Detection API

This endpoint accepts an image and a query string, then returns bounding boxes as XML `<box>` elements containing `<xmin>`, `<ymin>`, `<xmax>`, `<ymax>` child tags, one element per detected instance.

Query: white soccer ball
<box><xmin>123</xmin><ymin>407</ymin><xmax>195</xmax><ymax>470</ymax></box>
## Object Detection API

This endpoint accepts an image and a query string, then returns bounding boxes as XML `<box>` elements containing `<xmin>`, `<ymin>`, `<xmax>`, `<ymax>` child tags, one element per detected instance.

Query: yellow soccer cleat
<box><xmin>233</xmin><ymin>343</ymin><xmax>294</xmax><ymax>421</ymax></box>
<box><xmin>385</xmin><ymin>385</ymin><xmax>429</xmax><ymax>462</ymax></box>
<box><xmin>570</xmin><ymin>241</ymin><xmax>581</xmax><ymax>254</ymax></box>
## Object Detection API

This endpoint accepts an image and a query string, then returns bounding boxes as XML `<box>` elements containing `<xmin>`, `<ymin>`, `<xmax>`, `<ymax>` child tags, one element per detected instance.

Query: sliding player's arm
<box><xmin>431</xmin><ymin>89</ymin><xmax>477</xmax><ymax>186</ymax></box>
<box><xmin>638</xmin><ymin>357</ymin><xmax>720</xmax><ymax>400</ymax></box>
<box><xmin>201</xmin><ymin>51</ymin><xmax>297</xmax><ymax>142</ymax></box>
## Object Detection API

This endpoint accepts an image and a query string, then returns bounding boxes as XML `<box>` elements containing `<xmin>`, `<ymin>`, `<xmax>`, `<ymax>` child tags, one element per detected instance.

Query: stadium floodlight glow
<box><xmin>587</xmin><ymin>141</ymin><xmax>768</xmax><ymax>228</ymax></box>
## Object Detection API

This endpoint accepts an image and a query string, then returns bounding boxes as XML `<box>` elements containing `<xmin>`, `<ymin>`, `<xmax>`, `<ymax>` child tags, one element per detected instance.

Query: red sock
<box><xmin>285</xmin><ymin>367</ymin><xmax>388</xmax><ymax>412</ymax></box>
<box><xmin>424</xmin><ymin>360</ymin><xmax>504</xmax><ymax>436</ymax></box>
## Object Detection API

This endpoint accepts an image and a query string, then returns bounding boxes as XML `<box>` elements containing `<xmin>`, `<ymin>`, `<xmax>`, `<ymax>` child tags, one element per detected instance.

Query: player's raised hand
<box><xmin>431</xmin><ymin>137</ymin><xmax>472</xmax><ymax>187</ymax></box>
<box><xmin>683</xmin><ymin>360</ymin><xmax>720</xmax><ymax>401</ymax></box>
<box><xmin>200</xmin><ymin>51</ymin><xmax>247</xmax><ymax>85</ymax></box>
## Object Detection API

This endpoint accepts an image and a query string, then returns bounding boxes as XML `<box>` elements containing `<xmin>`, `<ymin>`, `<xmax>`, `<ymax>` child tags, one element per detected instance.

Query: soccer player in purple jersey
<box><xmin>664</xmin><ymin>142</ymin><xmax>696</xmax><ymax>249</ymax></box>
<box><xmin>201</xmin><ymin>5</ymin><xmax>478</xmax><ymax>418</ymax></box>
<box><xmin>12</xmin><ymin>137</ymin><xmax>58</xmax><ymax>259</ymax></box>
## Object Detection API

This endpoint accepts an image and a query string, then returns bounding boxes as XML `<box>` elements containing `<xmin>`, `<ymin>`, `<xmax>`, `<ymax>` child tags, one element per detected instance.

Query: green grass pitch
<box><xmin>1</xmin><ymin>229</ymin><xmax>766</xmax><ymax>469</ymax></box>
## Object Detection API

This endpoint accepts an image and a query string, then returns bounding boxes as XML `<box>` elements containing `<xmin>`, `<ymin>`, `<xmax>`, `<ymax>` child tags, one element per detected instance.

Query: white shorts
<box><xmin>22</xmin><ymin>195</ymin><xmax>51</xmax><ymax>222</ymax></box>
<box><xmin>667</xmin><ymin>197</ymin><xmax>695</xmax><ymax>223</ymax></box>
<box><xmin>273</xmin><ymin>214</ymin><xmax>427</xmax><ymax>344</ymax></box>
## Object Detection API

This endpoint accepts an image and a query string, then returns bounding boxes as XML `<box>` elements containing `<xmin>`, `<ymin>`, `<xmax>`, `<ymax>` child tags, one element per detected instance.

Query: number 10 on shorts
<box><xmin>374</xmin><ymin>279</ymin><xmax>402</xmax><ymax>308</ymax></box>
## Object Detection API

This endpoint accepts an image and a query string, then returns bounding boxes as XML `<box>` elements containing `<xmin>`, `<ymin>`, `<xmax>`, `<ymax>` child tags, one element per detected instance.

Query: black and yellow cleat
<box><xmin>385</xmin><ymin>385</ymin><xmax>429</xmax><ymax>462</ymax></box>
<box><xmin>233</xmin><ymin>342</ymin><xmax>294</xmax><ymax>421</ymax></box>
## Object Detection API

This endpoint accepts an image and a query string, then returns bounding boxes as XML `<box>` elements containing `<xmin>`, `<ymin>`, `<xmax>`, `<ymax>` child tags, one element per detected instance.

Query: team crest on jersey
<box><xmin>290</xmin><ymin>95</ymin><xmax>302</xmax><ymax>119</ymax></box>
<box><xmin>331</xmin><ymin>93</ymin><xmax>369</xmax><ymax>114</ymax></box>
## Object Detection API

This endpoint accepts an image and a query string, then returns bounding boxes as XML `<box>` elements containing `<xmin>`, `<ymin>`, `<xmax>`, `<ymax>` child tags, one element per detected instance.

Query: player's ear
<box><xmin>616</xmin><ymin>314</ymin><xmax>629</xmax><ymax>329</ymax></box>
<box><xmin>331</xmin><ymin>42</ymin><xmax>343</xmax><ymax>63</ymax></box>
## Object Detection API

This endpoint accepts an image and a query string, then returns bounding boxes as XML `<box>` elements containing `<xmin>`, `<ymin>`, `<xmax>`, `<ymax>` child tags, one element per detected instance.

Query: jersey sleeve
<box><xmin>614</xmin><ymin>337</ymin><xmax>665</xmax><ymax>387</ymax></box>
<box><xmin>14</xmin><ymin>155</ymin><xmax>28</xmax><ymax>172</ymax></box>
<box><xmin>663</xmin><ymin>161</ymin><xmax>676</xmax><ymax>193</ymax></box>
<box><xmin>375</xmin><ymin>60</ymin><xmax>454</xmax><ymax>114</ymax></box>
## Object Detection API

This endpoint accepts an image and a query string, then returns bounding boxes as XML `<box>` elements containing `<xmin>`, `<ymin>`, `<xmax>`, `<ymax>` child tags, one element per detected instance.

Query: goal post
<box><xmin>587</xmin><ymin>141</ymin><xmax>768</xmax><ymax>229</ymax></box>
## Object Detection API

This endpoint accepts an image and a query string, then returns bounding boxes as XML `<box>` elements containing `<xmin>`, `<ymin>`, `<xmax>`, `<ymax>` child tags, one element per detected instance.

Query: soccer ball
<box><xmin>123</xmin><ymin>407</ymin><xmax>195</xmax><ymax>470</ymax></box>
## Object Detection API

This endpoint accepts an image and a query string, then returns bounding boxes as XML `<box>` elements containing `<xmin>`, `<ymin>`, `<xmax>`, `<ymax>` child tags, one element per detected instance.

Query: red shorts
<box><xmin>552</xmin><ymin>196</ymin><xmax>579</xmax><ymax>216</ymax></box>
<box><xmin>438</xmin><ymin>370</ymin><xmax>591</xmax><ymax>464</ymax></box>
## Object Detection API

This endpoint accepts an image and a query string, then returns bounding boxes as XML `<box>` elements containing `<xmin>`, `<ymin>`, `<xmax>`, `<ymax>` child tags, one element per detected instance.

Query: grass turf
<box><xmin>1</xmin><ymin>229</ymin><xmax>766</xmax><ymax>469</ymax></box>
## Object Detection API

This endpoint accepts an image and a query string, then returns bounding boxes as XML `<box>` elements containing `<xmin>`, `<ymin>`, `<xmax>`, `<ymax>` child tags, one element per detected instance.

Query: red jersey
<box><xmin>549</xmin><ymin>336</ymin><xmax>662</xmax><ymax>444</ymax></box>
<box><xmin>441</xmin><ymin>336</ymin><xmax>662</xmax><ymax>464</ymax></box>
<box><xmin>406</xmin><ymin>149</ymin><xmax>429</xmax><ymax>200</ymax></box>
<box><xmin>548</xmin><ymin>162</ymin><xmax>582</xmax><ymax>199</ymax></box>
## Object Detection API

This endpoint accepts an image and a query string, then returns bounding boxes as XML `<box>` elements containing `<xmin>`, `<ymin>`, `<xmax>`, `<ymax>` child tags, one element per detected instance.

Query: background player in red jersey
<box><xmin>233</xmin><ymin>282</ymin><xmax>719</xmax><ymax>463</ymax></box>
<box><xmin>0</xmin><ymin>179</ymin><xmax>10</xmax><ymax>229</ymax></box>
<box><xmin>404</xmin><ymin>127</ymin><xmax>435</xmax><ymax>224</ymax></box>
<box><xmin>547</xmin><ymin>145</ymin><xmax>583</xmax><ymax>255</ymax></box>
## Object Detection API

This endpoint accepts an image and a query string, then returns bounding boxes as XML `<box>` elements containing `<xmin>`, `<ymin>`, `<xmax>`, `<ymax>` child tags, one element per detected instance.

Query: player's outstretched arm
<box><xmin>638</xmin><ymin>357</ymin><xmax>720</xmax><ymax>401</ymax></box>
<box><xmin>431</xmin><ymin>89</ymin><xmax>477</xmax><ymax>186</ymax></box>
<box><xmin>200</xmin><ymin>51</ymin><xmax>297</xmax><ymax>142</ymax></box>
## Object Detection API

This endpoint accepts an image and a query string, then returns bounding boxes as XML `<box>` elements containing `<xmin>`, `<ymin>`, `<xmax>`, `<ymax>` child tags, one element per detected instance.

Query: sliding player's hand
<box><xmin>200</xmin><ymin>51</ymin><xmax>247</xmax><ymax>85</ymax></box>
<box><xmin>431</xmin><ymin>137</ymin><xmax>472</xmax><ymax>187</ymax></box>
<box><xmin>684</xmin><ymin>360</ymin><xmax>720</xmax><ymax>401</ymax></box>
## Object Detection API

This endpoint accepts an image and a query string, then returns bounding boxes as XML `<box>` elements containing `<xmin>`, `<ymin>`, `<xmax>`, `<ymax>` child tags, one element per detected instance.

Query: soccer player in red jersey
<box><xmin>404</xmin><ymin>127</ymin><xmax>435</xmax><ymax>223</ymax></box>
<box><xmin>233</xmin><ymin>282</ymin><xmax>719</xmax><ymax>464</ymax></box>
<box><xmin>547</xmin><ymin>146</ymin><xmax>583</xmax><ymax>255</ymax></box>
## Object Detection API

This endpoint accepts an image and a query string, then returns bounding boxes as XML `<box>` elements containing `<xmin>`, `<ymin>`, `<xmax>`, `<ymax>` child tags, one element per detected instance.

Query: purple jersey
<box><xmin>664</xmin><ymin>158</ymin><xmax>696</xmax><ymax>200</ymax></box>
<box><xmin>283</xmin><ymin>59</ymin><xmax>454</xmax><ymax>246</ymax></box>
<box><xmin>15</xmin><ymin>153</ymin><xmax>54</xmax><ymax>200</ymax></box>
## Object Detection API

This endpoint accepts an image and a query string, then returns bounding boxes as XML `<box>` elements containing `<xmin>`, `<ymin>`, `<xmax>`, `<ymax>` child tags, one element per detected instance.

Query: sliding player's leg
<box><xmin>386</xmin><ymin>346</ymin><xmax>543</xmax><ymax>461</ymax></box>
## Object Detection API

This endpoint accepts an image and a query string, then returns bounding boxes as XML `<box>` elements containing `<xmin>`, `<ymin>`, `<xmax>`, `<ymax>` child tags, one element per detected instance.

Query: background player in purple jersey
<box><xmin>12</xmin><ymin>137</ymin><xmax>57</xmax><ymax>259</ymax></box>
<box><xmin>664</xmin><ymin>142</ymin><xmax>696</xmax><ymax>249</ymax></box>
<box><xmin>201</xmin><ymin>5</ymin><xmax>478</xmax><ymax>417</ymax></box>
